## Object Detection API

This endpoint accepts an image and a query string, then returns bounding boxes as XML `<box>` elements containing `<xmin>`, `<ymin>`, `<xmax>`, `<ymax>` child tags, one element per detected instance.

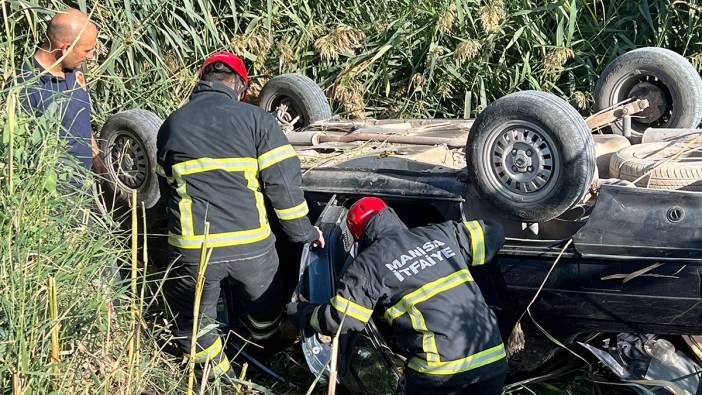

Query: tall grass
<box><xmin>4</xmin><ymin>1</ymin><xmax>702</xmax><ymax>122</ymax></box>
<box><xmin>0</xmin><ymin>105</ymin><xmax>186</xmax><ymax>392</ymax></box>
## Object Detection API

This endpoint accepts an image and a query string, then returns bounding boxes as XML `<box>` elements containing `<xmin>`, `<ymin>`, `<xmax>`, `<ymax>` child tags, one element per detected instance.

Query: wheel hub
<box><xmin>121</xmin><ymin>155</ymin><xmax>135</xmax><ymax>172</ymax></box>
<box><xmin>486</xmin><ymin>124</ymin><xmax>558</xmax><ymax>201</ymax></box>
<box><xmin>511</xmin><ymin>149</ymin><xmax>533</xmax><ymax>173</ymax></box>
<box><xmin>629</xmin><ymin>81</ymin><xmax>668</xmax><ymax>123</ymax></box>
<box><xmin>109</xmin><ymin>132</ymin><xmax>148</xmax><ymax>189</ymax></box>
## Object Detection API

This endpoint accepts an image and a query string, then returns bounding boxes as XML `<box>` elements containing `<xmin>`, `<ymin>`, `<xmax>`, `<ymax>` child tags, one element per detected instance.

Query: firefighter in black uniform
<box><xmin>287</xmin><ymin>197</ymin><xmax>507</xmax><ymax>394</ymax></box>
<box><xmin>156</xmin><ymin>50</ymin><xmax>324</xmax><ymax>380</ymax></box>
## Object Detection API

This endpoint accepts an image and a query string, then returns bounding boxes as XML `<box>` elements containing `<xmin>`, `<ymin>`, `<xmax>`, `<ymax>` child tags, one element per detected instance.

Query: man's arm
<box><xmin>288</xmin><ymin>258</ymin><xmax>378</xmax><ymax>336</ymax></box>
<box><xmin>256</xmin><ymin>114</ymin><xmax>322</xmax><ymax>245</ymax></box>
<box><xmin>452</xmin><ymin>219</ymin><xmax>505</xmax><ymax>266</ymax></box>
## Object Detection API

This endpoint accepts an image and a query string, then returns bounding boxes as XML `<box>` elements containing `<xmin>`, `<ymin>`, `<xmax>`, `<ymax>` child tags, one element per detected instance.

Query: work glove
<box><xmin>286</xmin><ymin>301</ymin><xmax>317</xmax><ymax>332</ymax></box>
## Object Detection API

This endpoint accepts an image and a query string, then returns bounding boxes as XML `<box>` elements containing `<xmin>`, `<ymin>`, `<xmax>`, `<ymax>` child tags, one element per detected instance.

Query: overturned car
<box><xmin>98</xmin><ymin>47</ymin><xmax>702</xmax><ymax>392</ymax></box>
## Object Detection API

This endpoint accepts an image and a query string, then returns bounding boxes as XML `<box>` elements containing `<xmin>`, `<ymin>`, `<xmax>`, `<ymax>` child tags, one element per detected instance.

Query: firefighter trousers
<box><xmin>397</xmin><ymin>371</ymin><xmax>506</xmax><ymax>395</ymax></box>
<box><xmin>163</xmin><ymin>248</ymin><xmax>283</xmax><ymax>375</ymax></box>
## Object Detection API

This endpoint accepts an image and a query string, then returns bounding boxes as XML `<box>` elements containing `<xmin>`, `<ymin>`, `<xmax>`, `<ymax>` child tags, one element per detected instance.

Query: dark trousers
<box><xmin>398</xmin><ymin>372</ymin><xmax>506</xmax><ymax>395</ymax></box>
<box><xmin>163</xmin><ymin>248</ymin><xmax>283</xmax><ymax>358</ymax></box>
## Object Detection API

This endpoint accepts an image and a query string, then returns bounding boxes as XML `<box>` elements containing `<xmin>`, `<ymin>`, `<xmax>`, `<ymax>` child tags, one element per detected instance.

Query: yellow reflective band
<box><xmin>193</xmin><ymin>338</ymin><xmax>223</xmax><ymax>364</ymax></box>
<box><xmin>407</xmin><ymin>343</ymin><xmax>506</xmax><ymax>375</ymax></box>
<box><xmin>274</xmin><ymin>201</ymin><xmax>309</xmax><ymax>221</ymax></box>
<box><xmin>210</xmin><ymin>356</ymin><xmax>232</xmax><ymax>377</ymax></box>
<box><xmin>245</xmin><ymin>312</ymin><xmax>281</xmax><ymax>341</ymax></box>
<box><xmin>429</xmin><ymin>334</ymin><xmax>440</xmax><ymax>363</ymax></box>
<box><xmin>255</xmin><ymin>190</ymin><xmax>267</xmax><ymax>228</ymax></box>
<box><xmin>168</xmin><ymin>226</ymin><xmax>271</xmax><ymax>249</ymax></box>
<box><xmin>258</xmin><ymin>144</ymin><xmax>296</xmax><ymax>170</ymax></box>
<box><xmin>174</xmin><ymin>177</ymin><xmax>194</xmax><ymax>236</ymax></box>
<box><xmin>155</xmin><ymin>164</ymin><xmax>174</xmax><ymax>183</ymax></box>
<box><xmin>385</xmin><ymin>269</ymin><xmax>473</xmax><ymax>323</ymax></box>
<box><xmin>246</xmin><ymin>311</ymin><xmax>282</xmax><ymax>330</ymax></box>
<box><xmin>464</xmin><ymin>220</ymin><xmax>485</xmax><ymax>266</ymax></box>
<box><xmin>331</xmin><ymin>295</ymin><xmax>373</xmax><ymax>323</ymax></box>
<box><xmin>248</xmin><ymin>324</ymin><xmax>279</xmax><ymax>341</ymax></box>
<box><xmin>172</xmin><ymin>157</ymin><xmax>258</xmax><ymax>176</ymax></box>
<box><xmin>170</xmin><ymin>157</ymin><xmax>260</xmax><ymax>238</ymax></box>
<box><xmin>245</xmin><ymin>170</ymin><xmax>268</xmax><ymax>228</ymax></box>
<box><xmin>410</xmin><ymin>307</ymin><xmax>440</xmax><ymax>363</ymax></box>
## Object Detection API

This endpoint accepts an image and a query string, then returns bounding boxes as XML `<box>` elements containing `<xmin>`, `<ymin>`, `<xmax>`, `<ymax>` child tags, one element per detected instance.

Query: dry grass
<box><xmin>544</xmin><ymin>48</ymin><xmax>575</xmax><ymax>75</ymax></box>
<box><xmin>455</xmin><ymin>40</ymin><xmax>483</xmax><ymax>64</ymax></box>
<box><xmin>0</xmin><ymin>107</ymin><xmax>187</xmax><ymax>393</ymax></box>
<box><xmin>314</xmin><ymin>24</ymin><xmax>365</xmax><ymax>63</ymax></box>
<box><xmin>5</xmin><ymin>0</ymin><xmax>702</xmax><ymax>120</ymax></box>
<box><xmin>480</xmin><ymin>0</ymin><xmax>507</xmax><ymax>34</ymax></box>
<box><xmin>334</xmin><ymin>79</ymin><xmax>366</xmax><ymax>119</ymax></box>
<box><xmin>438</xmin><ymin>3</ymin><xmax>457</xmax><ymax>34</ymax></box>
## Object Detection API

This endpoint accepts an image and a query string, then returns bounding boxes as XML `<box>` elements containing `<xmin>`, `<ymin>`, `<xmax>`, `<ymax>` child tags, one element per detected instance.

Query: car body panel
<box><xmin>573</xmin><ymin>185</ymin><xmax>702</xmax><ymax>260</ymax></box>
<box><xmin>297</xmin><ymin>155</ymin><xmax>702</xmax><ymax>383</ymax></box>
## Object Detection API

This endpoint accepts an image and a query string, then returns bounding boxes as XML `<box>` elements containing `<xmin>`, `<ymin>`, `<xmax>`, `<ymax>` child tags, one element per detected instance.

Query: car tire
<box><xmin>594</xmin><ymin>47</ymin><xmax>702</xmax><ymax>138</ymax></box>
<box><xmin>99</xmin><ymin>109</ymin><xmax>163</xmax><ymax>208</ymax></box>
<box><xmin>258</xmin><ymin>73</ymin><xmax>332</xmax><ymax>130</ymax></box>
<box><xmin>609</xmin><ymin>142</ymin><xmax>702</xmax><ymax>191</ymax></box>
<box><xmin>467</xmin><ymin>91</ymin><xmax>596</xmax><ymax>223</ymax></box>
<box><xmin>593</xmin><ymin>134</ymin><xmax>631</xmax><ymax>178</ymax></box>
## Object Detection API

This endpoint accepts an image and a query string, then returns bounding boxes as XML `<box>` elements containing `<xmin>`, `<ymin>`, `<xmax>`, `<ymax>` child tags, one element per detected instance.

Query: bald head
<box><xmin>43</xmin><ymin>8</ymin><xmax>97</xmax><ymax>70</ymax></box>
<box><xmin>47</xmin><ymin>8</ymin><xmax>96</xmax><ymax>44</ymax></box>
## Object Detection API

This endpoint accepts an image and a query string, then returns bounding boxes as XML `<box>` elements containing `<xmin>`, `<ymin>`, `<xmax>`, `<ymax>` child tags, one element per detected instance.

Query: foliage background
<box><xmin>3</xmin><ymin>0</ymin><xmax>702</xmax><ymax>125</ymax></box>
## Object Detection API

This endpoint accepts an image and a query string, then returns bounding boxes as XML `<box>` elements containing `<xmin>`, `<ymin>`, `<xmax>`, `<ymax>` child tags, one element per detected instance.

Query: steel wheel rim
<box><xmin>610</xmin><ymin>72</ymin><xmax>674</xmax><ymax>132</ymax></box>
<box><xmin>482</xmin><ymin>121</ymin><xmax>560</xmax><ymax>203</ymax></box>
<box><xmin>106</xmin><ymin>130</ymin><xmax>149</xmax><ymax>190</ymax></box>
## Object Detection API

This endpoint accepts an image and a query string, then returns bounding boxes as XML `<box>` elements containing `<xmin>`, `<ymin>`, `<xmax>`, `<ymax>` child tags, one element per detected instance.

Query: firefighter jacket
<box><xmin>156</xmin><ymin>81</ymin><xmax>318</xmax><ymax>262</ymax></box>
<box><xmin>309</xmin><ymin>208</ymin><xmax>507</xmax><ymax>386</ymax></box>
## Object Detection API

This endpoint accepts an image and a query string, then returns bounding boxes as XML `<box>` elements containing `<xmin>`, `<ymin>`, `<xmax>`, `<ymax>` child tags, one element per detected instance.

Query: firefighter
<box><xmin>156</xmin><ymin>50</ymin><xmax>324</xmax><ymax>380</ymax></box>
<box><xmin>287</xmin><ymin>197</ymin><xmax>507</xmax><ymax>394</ymax></box>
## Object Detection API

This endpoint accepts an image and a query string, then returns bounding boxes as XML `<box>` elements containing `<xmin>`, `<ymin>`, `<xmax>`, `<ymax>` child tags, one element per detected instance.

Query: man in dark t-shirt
<box><xmin>16</xmin><ymin>7</ymin><xmax>102</xmax><ymax>180</ymax></box>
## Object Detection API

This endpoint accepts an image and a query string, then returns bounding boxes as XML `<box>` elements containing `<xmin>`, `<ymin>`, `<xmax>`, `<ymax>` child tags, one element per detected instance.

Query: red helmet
<box><xmin>346</xmin><ymin>197</ymin><xmax>388</xmax><ymax>240</ymax></box>
<box><xmin>200</xmin><ymin>50</ymin><xmax>249</xmax><ymax>100</ymax></box>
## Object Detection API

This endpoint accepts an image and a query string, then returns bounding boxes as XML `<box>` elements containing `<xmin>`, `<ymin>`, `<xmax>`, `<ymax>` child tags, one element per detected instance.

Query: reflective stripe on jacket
<box><xmin>156</xmin><ymin>81</ymin><xmax>317</xmax><ymax>262</ymax></box>
<box><xmin>311</xmin><ymin>209</ymin><xmax>507</xmax><ymax>385</ymax></box>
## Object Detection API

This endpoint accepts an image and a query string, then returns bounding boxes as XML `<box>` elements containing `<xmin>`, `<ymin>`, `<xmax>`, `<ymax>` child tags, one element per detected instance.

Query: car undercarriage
<box><xmin>97</xmin><ymin>46</ymin><xmax>702</xmax><ymax>393</ymax></box>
